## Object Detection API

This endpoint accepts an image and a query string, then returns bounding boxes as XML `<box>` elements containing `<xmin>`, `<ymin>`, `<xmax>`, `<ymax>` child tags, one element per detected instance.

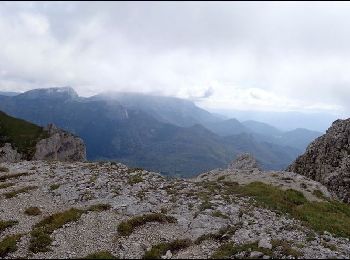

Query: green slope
<box><xmin>0</xmin><ymin>111</ymin><xmax>48</xmax><ymax>159</ymax></box>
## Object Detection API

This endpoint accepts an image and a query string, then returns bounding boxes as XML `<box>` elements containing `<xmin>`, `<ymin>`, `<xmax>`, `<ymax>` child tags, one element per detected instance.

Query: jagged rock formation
<box><xmin>0</xmin><ymin>143</ymin><xmax>22</xmax><ymax>163</ymax></box>
<box><xmin>288</xmin><ymin>118</ymin><xmax>350</xmax><ymax>203</ymax></box>
<box><xmin>33</xmin><ymin>124</ymin><xmax>86</xmax><ymax>161</ymax></box>
<box><xmin>228</xmin><ymin>153</ymin><xmax>261</xmax><ymax>172</ymax></box>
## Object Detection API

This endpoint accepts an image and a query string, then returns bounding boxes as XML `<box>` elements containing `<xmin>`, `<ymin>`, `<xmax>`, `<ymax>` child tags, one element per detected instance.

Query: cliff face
<box><xmin>33</xmin><ymin>124</ymin><xmax>86</xmax><ymax>162</ymax></box>
<box><xmin>288</xmin><ymin>118</ymin><xmax>350</xmax><ymax>203</ymax></box>
<box><xmin>0</xmin><ymin>110</ymin><xmax>86</xmax><ymax>162</ymax></box>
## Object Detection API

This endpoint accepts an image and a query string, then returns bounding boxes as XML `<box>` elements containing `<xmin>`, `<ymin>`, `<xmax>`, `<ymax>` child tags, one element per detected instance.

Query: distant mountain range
<box><xmin>0</xmin><ymin>87</ymin><xmax>322</xmax><ymax>177</ymax></box>
<box><xmin>212</xmin><ymin>108</ymin><xmax>339</xmax><ymax>132</ymax></box>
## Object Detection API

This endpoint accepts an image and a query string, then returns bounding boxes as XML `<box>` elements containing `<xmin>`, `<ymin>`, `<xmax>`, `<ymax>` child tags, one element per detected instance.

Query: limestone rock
<box><xmin>33</xmin><ymin>124</ymin><xmax>86</xmax><ymax>162</ymax></box>
<box><xmin>0</xmin><ymin>143</ymin><xmax>22</xmax><ymax>162</ymax></box>
<box><xmin>250</xmin><ymin>251</ymin><xmax>264</xmax><ymax>258</ymax></box>
<box><xmin>258</xmin><ymin>238</ymin><xmax>272</xmax><ymax>250</ymax></box>
<box><xmin>228</xmin><ymin>153</ymin><xmax>261</xmax><ymax>171</ymax></box>
<box><xmin>287</xmin><ymin>118</ymin><xmax>350</xmax><ymax>203</ymax></box>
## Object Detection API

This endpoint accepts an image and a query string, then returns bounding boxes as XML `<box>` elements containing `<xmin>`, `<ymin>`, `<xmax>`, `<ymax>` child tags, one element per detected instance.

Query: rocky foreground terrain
<box><xmin>1</xmin><ymin>157</ymin><xmax>350</xmax><ymax>259</ymax></box>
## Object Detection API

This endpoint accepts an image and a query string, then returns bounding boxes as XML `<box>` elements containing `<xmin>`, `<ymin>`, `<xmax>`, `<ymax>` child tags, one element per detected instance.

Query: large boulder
<box><xmin>287</xmin><ymin>118</ymin><xmax>350</xmax><ymax>203</ymax></box>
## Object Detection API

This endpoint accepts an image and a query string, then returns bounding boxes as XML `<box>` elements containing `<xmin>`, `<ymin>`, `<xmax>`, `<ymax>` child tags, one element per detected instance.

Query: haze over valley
<box><xmin>0</xmin><ymin>87</ymin><xmax>321</xmax><ymax>177</ymax></box>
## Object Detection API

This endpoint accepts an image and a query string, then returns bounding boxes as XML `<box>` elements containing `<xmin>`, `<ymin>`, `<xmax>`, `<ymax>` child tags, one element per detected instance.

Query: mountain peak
<box><xmin>18</xmin><ymin>87</ymin><xmax>79</xmax><ymax>100</ymax></box>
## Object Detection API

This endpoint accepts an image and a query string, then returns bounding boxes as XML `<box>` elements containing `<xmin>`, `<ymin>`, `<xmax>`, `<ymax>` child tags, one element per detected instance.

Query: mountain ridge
<box><xmin>0</xmin><ymin>87</ymin><xmax>319</xmax><ymax>176</ymax></box>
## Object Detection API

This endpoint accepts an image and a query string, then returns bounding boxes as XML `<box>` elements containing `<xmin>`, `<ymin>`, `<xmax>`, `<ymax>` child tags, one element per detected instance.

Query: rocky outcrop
<box><xmin>0</xmin><ymin>143</ymin><xmax>21</xmax><ymax>163</ymax></box>
<box><xmin>33</xmin><ymin>124</ymin><xmax>86</xmax><ymax>161</ymax></box>
<box><xmin>228</xmin><ymin>153</ymin><xmax>261</xmax><ymax>171</ymax></box>
<box><xmin>288</xmin><ymin>118</ymin><xmax>350</xmax><ymax>203</ymax></box>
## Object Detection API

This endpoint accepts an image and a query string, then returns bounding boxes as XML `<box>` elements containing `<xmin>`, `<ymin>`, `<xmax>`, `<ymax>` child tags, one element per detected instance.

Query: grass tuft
<box><xmin>0</xmin><ymin>166</ymin><xmax>9</xmax><ymax>172</ymax></box>
<box><xmin>4</xmin><ymin>186</ymin><xmax>37</xmax><ymax>198</ymax></box>
<box><xmin>24</xmin><ymin>207</ymin><xmax>42</xmax><ymax>216</ymax></box>
<box><xmin>88</xmin><ymin>204</ymin><xmax>111</xmax><ymax>212</ymax></box>
<box><xmin>128</xmin><ymin>174</ymin><xmax>143</xmax><ymax>185</ymax></box>
<box><xmin>0</xmin><ymin>220</ymin><xmax>18</xmax><ymax>232</ymax></box>
<box><xmin>0</xmin><ymin>234</ymin><xmax>22</xmax><ymax>257</ymax></box>
<box><xmin>271</xmin><ymin>239</ymin><xmax>303</xmax><ymax>258</ymax></box>
<box><xmin>195</xmin><ymin>225</ymin><xmax>239</xmax><ymax>245</ymax></box>
<box><xmin>312</xmin><ymin>189</ymin><xmax>326</xmax><ymax>200</ymax></box>
<box><xmin>0</xmin><ymin>183</ymin><xmax>14</xmax><ymax>189</ymax></box>
<box><xmin>29</xmin><ymin>208</ymin><xmax>85</xmax><ymax>253</ymax></box>
<box><xmin>118</xmin><ymin>213</ymin><xmax>177</xmax><ymax>236</ymax></box>
<box><xmin>0</xmin><ymin>172</ymin><xmax>31</xmax><ymax>182</ymax></box>
<box><xmin>144</xmin><ymin>239</ymin><xmax>192</xmax><ymax>259</ymax></box>
<box><xmin>211</xmin><ymin>241</ymin><xmax>272</xmax><ymax>259</ymax></box>
<box><xmin>49</xmin><ymin>184</ymin><xmax>60</xmax><ymax>191</ymax></box>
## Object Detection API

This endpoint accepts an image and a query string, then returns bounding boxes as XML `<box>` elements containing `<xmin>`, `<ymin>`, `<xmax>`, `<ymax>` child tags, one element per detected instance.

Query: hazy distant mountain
<box><xmin>242</xmin><ymin>120</ymin><xmax>282</xmax><ymax>136</ymax></box>
<box><xmin>91</xmin><ymin>92</ymin><xmax>222</xmax><ymax>127</ymax></box>
<box><xmin>0</xmin><ymin>91</ymin><xmax>20</xmax><ymax>96</ymax></box>
<box><xmin>211</xmin><ymin>109</ymin><xmax>339</xmax><ymax>132</ymax></box>
<box><xmin>16</xmin><ymin>87</ymin><xmax>79</xmax><ymax>100</ymax></box>
<box><xmin>0</xmin><ymin>87</ymin><xmax>306</xmax><ymax>176</ymax></box>
<box><xmin>241</xmin><ymin>120</ymin><xmax>322</xmax><ymax>152</ymax></box>
<box><xmin>278</xmin><ymin>128</ymin><xmax>322</xmax><ymax>151</ymax></box>
<box><xmin>203</xmin><ymin>118</ymin><xmax>249</xmax><ymax>136</ymax></box>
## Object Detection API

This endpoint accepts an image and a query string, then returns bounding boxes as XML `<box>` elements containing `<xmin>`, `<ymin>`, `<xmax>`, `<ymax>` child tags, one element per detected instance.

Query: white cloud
<box><xmin>0</xmin><ymin>2</ymin><xmax>349</xmax><ymax>116</ymax></box>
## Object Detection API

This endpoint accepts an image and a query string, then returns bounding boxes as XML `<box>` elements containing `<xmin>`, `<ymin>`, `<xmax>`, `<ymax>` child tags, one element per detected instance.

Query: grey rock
<box><xmin>228</xmin><ymin>153</ymin><xmax>261</xmax><ymax>171</ymax></box>
<box><xmin>0</xmin><ymin>143</ymin><xmax>22</xmax><ymax>162</ymax></box>
<box><xmin>288</xmin><ymin>119</ymin><xmax>350</xmax><ymax>203</ymax></box>
<box><xmin>258</xmin><ymin>238</ymin><xmax>272</xmax><ymax>250</ymax></box>
<box><xmin>250</xmin><ymin>251</ymin><xmax>264</xmax><ymax>258</ymax></box>
<box><xmin>33</xmin><ymin>124</ymin><xmax>86</xmax><ymax>161</ymax></box>
<box><xmin>165</xmin><ymin>250</ymin><xmax>173</xmax><ymax>259</ymax></box>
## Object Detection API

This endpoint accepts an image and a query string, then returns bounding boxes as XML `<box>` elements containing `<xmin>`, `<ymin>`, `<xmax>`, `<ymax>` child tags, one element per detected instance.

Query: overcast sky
<box><xmin>1</xmin><ymin>1</ymin><xmax>350</xmax><ymax>116</ymax></box>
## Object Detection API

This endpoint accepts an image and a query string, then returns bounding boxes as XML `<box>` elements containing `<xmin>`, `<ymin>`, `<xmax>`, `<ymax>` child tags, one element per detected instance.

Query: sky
<box><xmin>0</xmin><ymin>1</ymin><xmax>350</xmax><ymax>116</ymax></box>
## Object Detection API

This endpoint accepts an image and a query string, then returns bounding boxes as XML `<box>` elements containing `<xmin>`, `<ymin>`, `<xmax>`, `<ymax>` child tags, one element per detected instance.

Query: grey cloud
<box><xmin>0</xmin><ymin>2</ymin><xmax>350</xmax><ymax>115</ymax></box>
